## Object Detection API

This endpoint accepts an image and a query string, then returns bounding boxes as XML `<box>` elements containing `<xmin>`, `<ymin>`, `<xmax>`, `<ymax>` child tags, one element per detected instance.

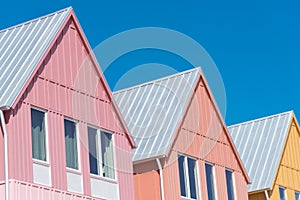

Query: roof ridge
<box><xmin>113</xmin><ymin>67</ymin><xmax>201</xmax><ymax>95</ymax></box>
<box><xmin>228</xmin><ymin>110</ymin><xmax>294</xmax><ymax>129</ymax></box>
<box><xmin>0</xmin><ymin>7</ymin><xmax>72</xmax><ymax>34</ymax></box>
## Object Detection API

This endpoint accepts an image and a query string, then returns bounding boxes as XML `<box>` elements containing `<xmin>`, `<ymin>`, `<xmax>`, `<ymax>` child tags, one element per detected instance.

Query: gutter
<box><xmin>156</xmin><ymin>158</ymin><xmax>165</xmax><ymax>200</ymax></box>
<box><xmin>0</xmin><ymin>110</ymin><xmax>9</xmax><ymax>200</ymax></box>
<box><xmin>264</xmin><ymin>190</ymin><xmax>269</xmax><ymax>200</ymax></box>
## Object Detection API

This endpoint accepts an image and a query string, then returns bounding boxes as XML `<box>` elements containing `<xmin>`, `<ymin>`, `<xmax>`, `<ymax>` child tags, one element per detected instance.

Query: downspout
<box><xmin>156</xmin><ymin>158</ymin><xmax>165</xmax><ymax>200</ymax></box>
<box><xmin>264</xmin><ymin>190</ymin><xmax>269</xmax><ymax>200</ymax></box>
<box><xmin>0</xmin><ymin>110</ymin><xmax>9</xmax><ymax>200</ymax></box>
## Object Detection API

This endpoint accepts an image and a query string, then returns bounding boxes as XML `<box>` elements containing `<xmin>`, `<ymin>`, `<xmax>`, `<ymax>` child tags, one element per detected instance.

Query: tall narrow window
<box><xmin>88</xmin><ymin>127</ymin><xmax>99</xmax><ymax>174</ymax></box>
<box><xmin>225</xmin><ymin>169</ymin><xmax>235</xmax><ymax>200</ymax></box>
<box><xmin>101</xmin><ymin>131</ymin><xmax>115</xmax><ymax>179</ymax></box>
<box><xmin>279</xmin><ymin>187</ymin><xmax>286</xmax><ymax>200</ymax></box>
<box><xmin>31</xmin><ymin>108</ymin><xmax>47</xmax><ymax>161</ymax></box>
<box><xmin>205</xmin><ymin>163</ymin><xmax>215</xmax><ymax>200</ymax></box>
<box><xmin>64</xmin><ymin>119</ymin><xmax>78</xmax><ymax>169</ymax></box>
<box><xmin>177</xmin><ymin>155</ymin><xmax>198</xmax><ymax>199</ymax></box>
<box><xmin>295</xmin><ymin>191</ymin><xmax>300</xmax><ymax>200</ymax></box>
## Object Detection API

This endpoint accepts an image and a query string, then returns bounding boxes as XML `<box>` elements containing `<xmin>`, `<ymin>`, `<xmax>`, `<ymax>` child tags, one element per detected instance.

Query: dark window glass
<box><xmin>279</xmin><ymin>187</ymin><xmax>285</xmax><ymax>200</ymax></box>
<box><xmin>295</xmin><ymin>191</ymin><xmax>300</xmax><ymax>200</ymax></box>
<box><xmin>188</xmin><ymin>158</ymin><xmax>197</xmax><ymax>199</ymax></box>
<box><xmin>205</xmin><ymin>163</ymin><xmax>215</xmax><ymax>200</ymax></box>
<box><xmin>178</xmin><ymin>155</ymin><xmax>187</xmax><ymax>197</ymax></box>
<box><xmin>64</xmin><ymin>119</ymin><xmax>78</xmax><ymax>169</ymax></box>
<box><xmin>88</xmin><ymin>127</ymin><xmax>98</xmax><ymax>174</ymax></box>
<box><xmin>225</xmin><ymin>170</ymin><xmax>235</xmax><ymax>200</ymax></box>
<box><xmin>31</xmin><ymin>109</ymin><xmax>46</xmax><ymax>161</ymax></box>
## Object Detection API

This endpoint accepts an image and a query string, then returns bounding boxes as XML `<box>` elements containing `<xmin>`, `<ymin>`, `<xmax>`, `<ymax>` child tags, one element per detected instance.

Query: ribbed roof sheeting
<box><xmin>228</xmin><ymin>111</ymin><xmax>293</xmax><ymax>192</ymax></box>
<box><xmin>0</xmin><ymin>7</ymin><xmax>71</xmax><ymax>108</ymax></box>
<box><xmin>113</xmin><ymin>68</ymin><xmax>200</xmax><ymax>162</ymax></box>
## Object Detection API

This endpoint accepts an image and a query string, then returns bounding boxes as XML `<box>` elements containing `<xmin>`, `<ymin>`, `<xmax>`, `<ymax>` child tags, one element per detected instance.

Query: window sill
<box><xmin>33</xmin><ymin>159</ymin><xmax>50</xmax><ymax>167</ymax></box>
<box><xmin>90</xmin><ymin>173</ymin><xmax>117</xmax><ymax>184</ymax></box>
<box><xmin>66</xmin><ymin>167</ymin><xmax>81</xmax><ymax>175</ymax></box>
<box><xmin>181</xmin><ymin>196</ymin><xmax>197</xmax><ymax>200</ymax></box>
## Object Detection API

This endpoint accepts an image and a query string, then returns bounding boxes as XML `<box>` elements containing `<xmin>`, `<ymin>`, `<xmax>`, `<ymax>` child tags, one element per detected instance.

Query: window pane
<box><xmin>178</xmin><ymin>155</ymin><xmax>187</xmax><ymax>197</ymax></box>
<box><xmin>205</xmin><ymin>163</ymin><xmax>215</xmax><ymax>200</ymax></box>
<box><xmin>88</xmin><ymin>127</ymin><xmax>98</xmax><ymax>175</ymax></box>
<box><xmin>64</xmin><ymin>119</ymin><xmax>78</xmax><ymax>169</ymax></box>
<box><xmin>225</xmin><ymin>170</ymin><xmax>235</xmax><ymax>200</ymax></box>
<box><xmin>101</xmin><ymin>131</ymin><xmax>114</xmax><ymax>179</ymax></box>
<box><xmin>188</xmin><ymin>158</ymin><xmax>197</xmax><ymax>199</ymax></box>
<box><xmin>279</xmin><ymin>187</ymin><xmax>285</xmax><ymax>200</ymax></box>
<box><xmin>31</xmin><ymin>109</ymin><xmax>46</xmax><ymax>161</ymax></box>
<box><xmin>295</xmin><ymin>192</ymin><xmax>300</xmax><ymax>200</ymax></box>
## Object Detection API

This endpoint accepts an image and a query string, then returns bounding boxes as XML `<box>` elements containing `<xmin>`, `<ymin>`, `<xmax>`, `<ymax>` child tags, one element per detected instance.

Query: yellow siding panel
<box><xmin>271</xmin><ymin>119</ymin><xmax>300</xmax><ymax>199</ymax></box>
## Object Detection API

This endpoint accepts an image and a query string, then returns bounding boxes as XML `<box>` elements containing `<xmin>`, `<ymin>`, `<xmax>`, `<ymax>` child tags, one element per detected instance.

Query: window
<box><xmin>178</xmin><ymin>155</ymin><xmax>198</xmax><ymax>199</ymax></box>
<box><xmin>205</xmin><ymin>163</ymin><xmax>215</xmax><ymax>200</ymax></box>
<box><xmin>279</xmin><ymin>187</ymin><xmax>286</xmax><ymax>200</ymax></box>
<box><xmin>31</xmin><ymin>108</ymin><xmax>47</xmax><ymax>161</ymax></box>
<box><xmin>295</xmin><ymin>191</ymin><xmax>300</xmax><ymax>200</ymax></box>
<box><xmin>64</xmin><ymin>119</ymin><xmax>78</xmax><ymax>169</ymax></box>
<box><xmin>88</xmin><ymin>127</ymin><xmax>115</xmax><ymax>179</ymax></box>
<box><xmin>225</xmin><ymin>169</ymin><xmax>235</xmax><ymax>200</ymax></box>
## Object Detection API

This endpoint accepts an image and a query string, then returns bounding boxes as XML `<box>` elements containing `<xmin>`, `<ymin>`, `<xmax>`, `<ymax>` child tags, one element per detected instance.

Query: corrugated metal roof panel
<box><xmin>113</xmin><ymin>68</ymin><xmax>200</xmax><ymax>162</ymax></box>
<box><xmin>0</xmin><ymin>7</ymin><xmax>72</xmax><ymax>108</ymax></box>
<box><xmin>228</xmin><ymin>111</ymin><xmax>293</xmax><ymax>192</ymax></box>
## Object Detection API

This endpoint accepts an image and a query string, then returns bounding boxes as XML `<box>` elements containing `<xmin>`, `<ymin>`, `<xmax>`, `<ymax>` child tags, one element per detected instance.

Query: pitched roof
<box><xmin>228</xmin><ymin>111</ymin><xmax>293</xmax><ymax>193</ymax></box>
<box><xmin>0</xmin><ymin>7</ymin><xmax>72</xmax><ymax>109</ymax></box>
<box><xmin>113</xmin><ymin>68</ymin><xmax>200</xmax><ymax>162</ymax></box>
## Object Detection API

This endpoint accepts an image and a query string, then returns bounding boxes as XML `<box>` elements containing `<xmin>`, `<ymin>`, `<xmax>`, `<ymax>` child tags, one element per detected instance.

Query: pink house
<box><xmin>0</xmin><ymin>7</ymin><xmax>135</xmax><ymax>200</ymax></box>
<box><xmin>113</xmin><ymin>68</ymin><xmax>250</xmax><ymax>200</ymax></box>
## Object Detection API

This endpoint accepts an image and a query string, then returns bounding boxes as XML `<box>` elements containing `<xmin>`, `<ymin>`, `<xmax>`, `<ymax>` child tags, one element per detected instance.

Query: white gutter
<box><xmin>264</xmin><ymin>190</ymin><xmax>269</xmax><ymax>200</ymax></box>
<box><xmin>156</xmin><ymin>158</ymin><xmax>165</xmax><ymax>200</ymax></box>
<box><xmin>0</xmin><ymin>110</ymin><xmax>9</xmax><ymax>200</ymax></box>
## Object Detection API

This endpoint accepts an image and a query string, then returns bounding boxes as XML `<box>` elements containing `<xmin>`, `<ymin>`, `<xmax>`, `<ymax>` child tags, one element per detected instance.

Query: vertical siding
<box><xmin>163</xmin><ymin>78</ymin><xmax>248</xmax><ymax>199</ymax></box>
<box><xmin>7</xmin><ymin>17</ymin><xmax>134</xmax><ymax>198</ymax></box>
<box><xmin>268</xmin><ymin>119</ymin><xmax>300</xmax><ymax>200</ymax></box>
<box><xmin>0</xmin><ymin>114</ymin><xmax>4</xmax><ymax>181</ymax></box>
<box><xmin>134</xmin><ymin>171</ymin><xmax>161</xmax><ymax>200</ymax></box>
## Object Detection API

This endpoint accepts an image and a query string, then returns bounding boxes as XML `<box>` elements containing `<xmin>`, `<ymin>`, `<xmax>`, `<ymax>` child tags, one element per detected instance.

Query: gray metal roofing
<box><xmin>0</xmin><ymin>7</ymin><xmax>71</xmax><ymax>109</ymax></box>
<box><xmin>113</xmin><ymin>68</ymin><xmax>200</xmax><ymax>162</ymax></box>
<box><xmin>228</xmin><ymin>111</ymin><xmax>293</xmax><ymax>193</ymax></box>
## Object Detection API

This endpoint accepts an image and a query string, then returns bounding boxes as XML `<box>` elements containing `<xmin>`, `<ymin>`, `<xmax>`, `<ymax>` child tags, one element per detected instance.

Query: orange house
<box><xmin>113</xmin><ymin>68</ymin><xmax>250</xmax><ymax>200</ymax></box>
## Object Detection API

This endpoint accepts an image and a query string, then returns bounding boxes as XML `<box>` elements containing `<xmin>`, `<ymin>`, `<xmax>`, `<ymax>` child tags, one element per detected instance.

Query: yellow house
<box><xmin>228</xmin><ymin>111</ymin><xmax>300</xmax><ymax>200</ymax></box>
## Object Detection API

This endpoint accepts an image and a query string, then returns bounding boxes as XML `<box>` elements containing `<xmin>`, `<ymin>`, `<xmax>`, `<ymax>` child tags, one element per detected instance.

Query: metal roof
<box><xmin>228</xmin><ymin>111</ymin><xmax>293</xmax><ymax>193</ymax></box>
<box><xmin>113</xmin><ymin>68</ymin><xmax>200</xmax><ymax>162</ymax></box>
<box><xmin>0</xmin><ymin>7</ymin><xmax>72</xmax><ymax>109</ymax></box>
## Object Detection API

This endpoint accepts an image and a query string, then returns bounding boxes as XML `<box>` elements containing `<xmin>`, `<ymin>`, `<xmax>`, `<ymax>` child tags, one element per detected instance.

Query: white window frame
<box><xmin>88</xmin><ymin>125</ymin><xmax>116</xmax><ymax>181</ymax></box>
<box><xmin>178</xmin><ymin>154</ymin><xmax>199</xmax><ymax>200</ymax></box>
<box><xmin>64</xmin><ymin>117</ymin><xmax>81</xmax><ymax>172</ymax></box>
<box><xmin>225</xmin><ymin>168</ymin><xmax>236</xmax><ymax>200</ymax></box>
<box><xmin>279</xmin><ymin>186</ymin><xmax>287</xmax><ymax>200</ymax></box>
<box><xmin>31</xmin><ymin>107</ymin><xmax>49</xmax><ymax>164</ymax></box>
<box><xmin>205</xmin><ymin>162</ymin><xmax>217</xmax><ymax>200</ymax></box>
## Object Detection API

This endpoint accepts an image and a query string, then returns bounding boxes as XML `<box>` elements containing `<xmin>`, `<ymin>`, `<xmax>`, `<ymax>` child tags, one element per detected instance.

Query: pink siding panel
<box><xmin>159</xmin><ymin>78</ymin><xmax>248</xmax><ymax>200</ymax></box>
<box><xmin>6</xmin><ymin>16</ymin><xmax>134</xmax><ymax>199</ymax></box>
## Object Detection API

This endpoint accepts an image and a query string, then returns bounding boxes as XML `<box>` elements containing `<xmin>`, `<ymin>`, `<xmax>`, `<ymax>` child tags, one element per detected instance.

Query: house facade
<box><xmin>113</xmin><ymin>68</ymin><xmax>250</xmax><ymax>200</ymax></box>
<box><xmin>229</xmin><ymin>111</ymin><xmax>300</xmax><ymax>200</ymax></box>
<box><xmin>0</xmin><ymin>7</ymin><xmax>135</xmax><ymax>200</ymax></box>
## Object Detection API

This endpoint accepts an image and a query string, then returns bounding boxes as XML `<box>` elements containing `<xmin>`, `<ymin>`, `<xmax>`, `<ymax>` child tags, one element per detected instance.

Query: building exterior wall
<box><xmin>163</xmin><ymin>78</ymin><xmax>248</xmax><ymax>200</ymax></box>
<box><xmin>3</xmin><ymin>17</ymin><xmax>134</xmax><ymax>199</ymax></box>
<box><xmin>249</xmin><ymin>192</ymin><xmax>266</xmax><ymax>200</ymax></box>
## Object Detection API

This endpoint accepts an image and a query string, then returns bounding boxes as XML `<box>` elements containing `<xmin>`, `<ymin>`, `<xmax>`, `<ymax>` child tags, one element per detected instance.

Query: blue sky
<box><xmin>0</xmin><ymin>0</ymin><xmax>299</xmax><ymax>125</ymax></box>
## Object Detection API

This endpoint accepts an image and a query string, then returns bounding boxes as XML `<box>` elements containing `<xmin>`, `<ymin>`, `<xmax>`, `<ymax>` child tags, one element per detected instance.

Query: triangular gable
<box><xmin>228</xmin><ymin>111</ymin><xmax>293</xmax><ymax>192</ymax></box>
<box><xmin>166</xmin><ymin>70</ymin><xmax>250</xmax><ymax>183</ymax></box>
<box><xmin>0</xmin><ymin>7</ymin><xmax>135</xmax><ymax>147</ymax></box>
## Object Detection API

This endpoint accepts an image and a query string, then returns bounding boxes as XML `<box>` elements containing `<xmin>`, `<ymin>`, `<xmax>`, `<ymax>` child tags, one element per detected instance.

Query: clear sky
<box><xmin>0</xmin><ymin>0</ymin><xmax>299</xmax><ymax>125</ymax></box>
